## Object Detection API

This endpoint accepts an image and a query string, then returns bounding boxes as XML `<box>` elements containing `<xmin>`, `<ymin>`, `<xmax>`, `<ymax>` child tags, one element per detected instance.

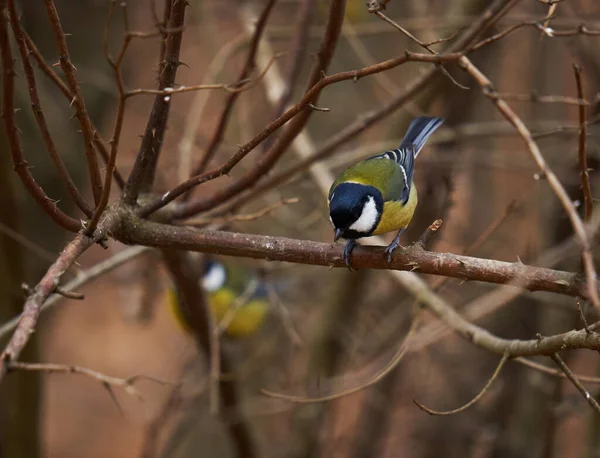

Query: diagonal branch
<box><xmin>0</xmin><ymin>6</ymin><xmax>81</xmax><ymax>232</ymax></box>
<box><xmin>169</xmin><ymin>0</ymin><xmax>347</xmax><ymax>219</ymax></box>
<box><xmin>458</xmin><ymin>55</ymin><xmax>600</xmax><ymax>313</ymax></box>
<box><xmin>0</xmin><ymin>233</ymin><xmax>95</xmax><ymax>383</ymax></box>
<box><xmin>166</xmin><ymin>0</ymin><xmax>522</xmax><ymax>220</ymax></box>
<box><xmin>551</xmin><ymin>353</ymin><xmax>600</xmax><ymax>415</ymax></box>
<box><xmin>43</xmin><ymin>0</ymin><xmax>104</xmax><ymax>205</ymax></box>
<box><xmin>123</xmin><ymin>0</ymin><xmax>188</xmax><ymax>205</ymax></box>
<box><xmin>8</xmin><ymin>0</ymin><xmax>93</xmax><ymax>217</ymax></box>
<box><xmin>188</xmin><ymin>0</ymin><xmax>278</xmax><ymax>178</ymax></box>
<box><xmin>138</xmin><ymin>51</ymin><xmax>461</xmax><ymax>219</ymax></box>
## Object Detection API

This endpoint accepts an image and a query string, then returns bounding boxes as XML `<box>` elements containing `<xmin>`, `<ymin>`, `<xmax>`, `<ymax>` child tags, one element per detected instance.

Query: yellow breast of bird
<box><xmin>372</xmin><ymin>185</ymin><xmax>418</xmax><ymax>235</ymax></box>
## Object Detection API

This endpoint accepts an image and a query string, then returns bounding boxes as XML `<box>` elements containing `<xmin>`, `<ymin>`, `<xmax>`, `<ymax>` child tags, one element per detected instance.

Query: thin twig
<box><xmin>0</xmin><ymin>246</ymin><xmax>151</xmax><ymax>341</ymax></box>
<box><xmin>0</xmin><ymin>7</ymin><xmax>81</xmax><ymax>232</ymax></box>
<box><xmin>21</xmin><ymin>31</ymin><xmax>126</xmax><ymax>190</ymax></box>
<box><xmin>43</xmin><ymin>0</ymin><xmax>104</xmax><ymax>205</ymax></box>
<box><xmin>0</xmin><ymin>221</ymin><xmax>57</xmax><ymax>264</ymax></box>
<box><xmin>261</xmin><ymin>310</ymin><xmax>420</xmax><ymax>402</ymax></box>
<box><xmin>551</xmin><ymin>353</ymin><xmax>600</xmax><ymax>415</ymax></box>
<box><xmin>163</xmin><ymin>0</ymin><xmax>348</xmax><ymax>219</ymax></box>
<box><xmin>189</xmin><ymin>0</ymin><xmax>278</xmax><ymax>178</ymax></box>
<box><xmin>139</xmin><ymin>51</ymin><xmax>462</xmax><ymax>218</ymax></box>
<box><xmin>414</xmin><ymin>353</ymin><xmax>510</xmax><ymax>415</ymax></box>
<box><xmin>187</xmin><ymin>0</ymin><xmax>521</xmax><ymax>219</ymax></box>
<box><xmin>8</xmin><ymin>1</ymin><xmax>93</xmax><ymax>217</ymax></box>
<box><xmin>516</xmin><ymin>356</ymin><xmax>600</xmax><ymax>384</ymax></box>
<box><xmin>458</xmin><ymin>55</ymin><xmax>600</xmax><ymax>313</ymax></box>
<box><xmin>373</xmin><ymin>10</ymin><xmax>468</xmax><ymax>90</ymax></box>
<box><xmin>185</xmin><ymin>198</ymin><xmax>299</xmax><ymax>226</ymax></box>
<box><xmin>6</xmin><ymin>361</ymin><xmax>173</xmax><ymax>400</ymax></box>
<box><xmin>86</xmin><ymin>0</ymin><xmax>131</xmax><ymax>234</ymax></box>
<box><xmin>573</xmin><ymin>64</ymin><xmax>593</xmax><ymax>221</ymax></box>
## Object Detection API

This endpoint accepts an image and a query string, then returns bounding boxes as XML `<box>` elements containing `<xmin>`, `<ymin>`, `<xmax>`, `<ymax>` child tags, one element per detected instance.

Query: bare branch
<box><xmin>43</xmin><ymin>0</ymin><xmax>104</xmax><ymax>205</ymax></box>
<box><xmin>0</xmin><ymin>233</ymin><xmax>96</xmax><ymax>382</ymax></box>
<box><xmin>8</xmin><ymin>1</ymin><xmax>93</xmax><ymax>217</ymax></box>
<box><xmin>0</xmin><ymin>7</ymin><xmax>81</xmax><ymax>232</ymax></box>
<box><xmin>0</xmin><ymin>246</ymin><xmax>151</xmax><ymax>341</ymax></box>
<box><xmin>138</xmin><ymin>51</ymin><xmax>462</xmax><ymax>219</ymax></box>
<box><xmin>551</xmin><ymin>353</ymin><xmax>600</xmax><ymax>415</ymax></box>
<box><xmin>189</xmin><ymin>0</ymin><xmax>278</xmax><ymax>178</ymax></box>
<box><xmin>573</xmin><ymin>65</ymin><xmax>593</xmax><ymax>221</ymax></box>
<box><xmin>123</xmin><ymin>0</ymin><xmax>188</xmax><ymax>205</ymax></box>
<box><xmin>6</xmin><ymin>361</ymin><xmax>173</xmax><ymax>400</ymax></box>
<box><xmin>261</xmin><ymin>309</ymin><xmax>420</xmax><ymax>402</ymax></box>
<box><xmin>86</xmin><ymin>0</ymin><xmax>132</xmax><ymax>234</ymax></box>
<box><xmin>414</xmin><ymin>353</ymin><xmax>510</xmax><ymax>415</ymax></box>
<box><xmin>167</xmin><ymin>0</ymin><xmax>348</xmax><ymax>219</ymax></box>
<box><xmin>116</xmin><ymin>218</ymin><xmax>597</xmax><ymax>302</ymax></box>
<box><xmin>20</xmin><ymin>31</ymin><xmax>127</xmax><ymax>190</ymax></box>
<box><xmin>458</xmin><ymin>55</ymin><xmax>600</xmax><ymax>313</ymax></box>
<box><xmin>182</xmin><ymin>0</ymin><xmax>524</xmax><ymax>219</ymax></box>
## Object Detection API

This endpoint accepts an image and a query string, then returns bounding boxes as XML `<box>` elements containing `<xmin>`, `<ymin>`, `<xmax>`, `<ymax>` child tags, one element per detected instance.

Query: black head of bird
<box><xmin>329</xmin><ymin>182</ymin><xmax>384</xmax><ymax>241</ymax></box>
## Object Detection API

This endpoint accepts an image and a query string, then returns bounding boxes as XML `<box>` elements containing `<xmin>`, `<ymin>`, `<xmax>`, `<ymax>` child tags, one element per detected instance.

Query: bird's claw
<box><xmin>384</xmin><ymin>241</ymin><xmax>403</xmax><ymax>263</ymax></box>
<box><xmin>342</xmin><ymin>239</ymin><xmax>358</xmax><ymax>270</ymax></box>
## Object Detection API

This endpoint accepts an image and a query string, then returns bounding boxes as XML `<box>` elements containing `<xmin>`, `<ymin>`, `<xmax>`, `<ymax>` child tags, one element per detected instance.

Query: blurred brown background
<box><xmin>1</xmin><ymin>0</ymin><xmax>600</xmax><ymax>457</ymax></box>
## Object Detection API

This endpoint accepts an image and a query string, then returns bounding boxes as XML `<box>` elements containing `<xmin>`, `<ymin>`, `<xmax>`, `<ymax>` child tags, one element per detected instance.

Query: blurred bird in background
<box><xmin>166</xmin><ymin>258</ymin><xmax>270</xmax><ymax>339</ymax></box>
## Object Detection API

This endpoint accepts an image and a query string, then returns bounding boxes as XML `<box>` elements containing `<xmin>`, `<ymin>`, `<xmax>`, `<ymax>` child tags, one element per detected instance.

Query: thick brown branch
<box><xmin>43</xmin><ymin>0</ymin><xmax>104</xmax><ymax>205</ymax></box>
<box><xmin>115</xmin><ymin>218</ymin><xmax>595</xmax><ymax>300</ymax></box>
<box><xmin>123</xmin><ymin>0</ymin><xmax>187</xmax><ymax>205</ymax></box>
<box><xmin>0</xmin><ymin>7</ymin><xmax>81</xmax><ymax>232</ymax></box>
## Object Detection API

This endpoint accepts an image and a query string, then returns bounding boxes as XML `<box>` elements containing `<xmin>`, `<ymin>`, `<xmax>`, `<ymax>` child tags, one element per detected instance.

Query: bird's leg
<box><xmin>342</xmin><ymin>239</ymin><xmax>358</xmax><ymax>270</ymax></box>
<box><xmin>384</xmin><ymin>228</ymin><xmax>405</xmax><ymax>263</ymax></box>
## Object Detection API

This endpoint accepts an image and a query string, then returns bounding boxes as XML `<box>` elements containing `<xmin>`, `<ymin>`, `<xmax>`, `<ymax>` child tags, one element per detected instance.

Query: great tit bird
<box><xmin>166</xmin><ymin>259</ymin><xmax>270</xmax><ymax>338</ymax></box>
<box><xmin>328</xmin><ymin>116</ymin><xmax>444</xmax><ymax>266</ymax></box>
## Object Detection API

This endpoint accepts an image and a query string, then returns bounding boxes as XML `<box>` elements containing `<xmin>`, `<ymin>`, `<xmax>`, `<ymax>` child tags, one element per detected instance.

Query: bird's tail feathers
<box><xmin>399</xmin><ymin>116</ymin><xmax>444</xmax><ymax>157</ymax></box>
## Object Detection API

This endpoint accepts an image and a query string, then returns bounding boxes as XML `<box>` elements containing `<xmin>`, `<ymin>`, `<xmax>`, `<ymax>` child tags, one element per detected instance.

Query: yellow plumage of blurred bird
<box><xmin>166</xmin><ymin>259</ymin><xmax>269</xmax><ymax>338</ymax></box>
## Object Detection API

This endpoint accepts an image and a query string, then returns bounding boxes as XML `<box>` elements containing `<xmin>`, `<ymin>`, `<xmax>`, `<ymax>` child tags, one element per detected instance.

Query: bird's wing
<box><xmin>330</xmin><ymin>157</ymin><xmax>408</xmax><ymax>203</ymax></box>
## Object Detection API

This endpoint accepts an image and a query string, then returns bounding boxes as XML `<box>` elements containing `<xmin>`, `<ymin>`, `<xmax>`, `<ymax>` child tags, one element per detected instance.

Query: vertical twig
<box><xmin>42</xmin><ymin>0</ymin><xmax>104</xmax><ymax>205</ymax></box>
<box><xmin>161</xmin><ymin>250</ymin><xmax>257</xmax><ymax>458</ymax></box>
<box><xmin>86</xmin><ymin>1</ymin><xmax>131</xmax><ymax>234</ymax></box>
<box><xmin>123</xmin><ymin>0</ymin><xmax>187</xmax><ymax>205</ymax></box>
<box><xmin>573</xmin><ymin>64</ymin><xmax>593</xmax><ymax>220</ymax></box>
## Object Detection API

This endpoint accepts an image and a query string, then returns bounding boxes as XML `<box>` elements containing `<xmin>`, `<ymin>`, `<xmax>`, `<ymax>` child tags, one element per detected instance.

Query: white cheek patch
<box><xmin>349</xmin><ymin>196</ymin><xmax>379</xmax><ymax>234</ymax></box>
<box><xmin>202</xmin><ymin>263</ymin><xmax>227</xmax><ymax>292</ymax></box>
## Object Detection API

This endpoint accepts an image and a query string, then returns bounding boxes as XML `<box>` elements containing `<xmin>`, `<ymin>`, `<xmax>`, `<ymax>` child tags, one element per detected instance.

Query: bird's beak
<box><xmin>334</xmin><ymin>228</ymin><xmax>344</xmax><ymax>242</ymax></box>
